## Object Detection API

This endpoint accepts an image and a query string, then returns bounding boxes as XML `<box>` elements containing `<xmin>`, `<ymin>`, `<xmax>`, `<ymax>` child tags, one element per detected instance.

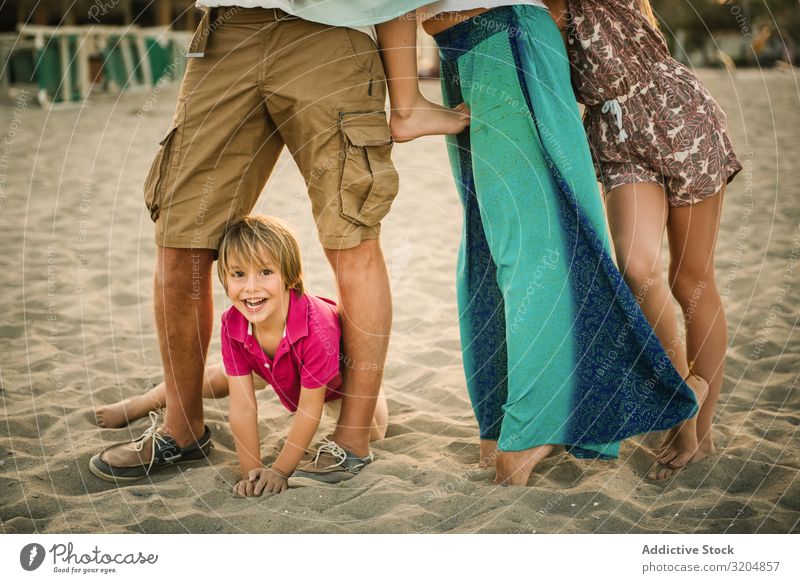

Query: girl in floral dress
<box><xmin>545</xmin><ymin>0</ymin><xmax>742</xmax><ymax>479</ymax></box>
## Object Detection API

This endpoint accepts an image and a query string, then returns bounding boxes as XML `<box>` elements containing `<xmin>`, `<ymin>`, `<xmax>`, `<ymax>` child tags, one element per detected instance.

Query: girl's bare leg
<box><xmin>604</xmin><ymin>183</ymin><xmax>708</xmax><ymax>480</ymax></box>
<box><xmin>95</xmin><ymin>364</ymin><xmax>230</xmax><ymax>428</ymax></box>
<box><xmin>649</xmin><ymin>188</ymin><xmax>726</xmax><ymax>480</ymax></box>
<box><xmin>376</xmin><ymin>14</ymin><xmax>469</xmax><ymax>143</ymax></box>
<box><xmin>606</xmin><ymin>183</ymin><xmax>687</xmax><ymax>368</ymax></box>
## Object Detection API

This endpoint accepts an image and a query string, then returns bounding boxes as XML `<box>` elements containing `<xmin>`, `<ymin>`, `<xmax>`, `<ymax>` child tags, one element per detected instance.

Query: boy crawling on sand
<box><xmin>94</xmin><ymin>215</ymin><xmax>388</xmax><ymax>495</ymax></box>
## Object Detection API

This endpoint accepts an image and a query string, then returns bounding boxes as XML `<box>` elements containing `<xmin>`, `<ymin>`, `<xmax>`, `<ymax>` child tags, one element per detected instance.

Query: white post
<box><xmin>59</xmin><ymin>34</ymin><xmax>72</xmax><ymax>102</ymax></box>
<box><xmin>76</xmin><ymin>33</ymin><xmax>91</xmax><ymax>99</ymax></box>
<box><xmin>135</xmin><ymin>33</ymin><xmax>154</xmax><ymax>89</ymax></box>
<box><xmin>119</xmin><ymin>35</ymin><xmax>136</xmax><ymax>88</ymax></box>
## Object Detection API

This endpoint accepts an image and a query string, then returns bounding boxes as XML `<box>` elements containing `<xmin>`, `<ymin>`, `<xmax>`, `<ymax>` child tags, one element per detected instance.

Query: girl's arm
<box><xmin>543</xmin><ymin>0</ymin><xmax>569</xmax><ymax>40</ymax></box>
<box><xmin>248</xmin><ymin>386</ymin><xmax>326</xmax><ymax>495</ymax></box>
<box><xmin>227</xmin><ymin>373</ymin><xmax>262</xmax><ymax>495</ymax></box>
<box><xmin>374</xmin><ymin>13</ymin><xmax>470</xmax><ymax>143</ymax></box>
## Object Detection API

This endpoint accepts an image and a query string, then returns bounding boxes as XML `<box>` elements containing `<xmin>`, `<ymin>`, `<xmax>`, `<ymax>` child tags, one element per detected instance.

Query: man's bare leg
<box><xmin>88</xmin><ymin>246</ymin><xmax>216</xmax><ymax>482</ymax></box>
<box><xmin>324</xmin><ymin>240</ymin><xmax>391</xmax><ymax>458</ymax></box>
<box><xmin>155</xmin><ymin>246</ymin><xmax>216</xmax><ymax>447</ymax></box>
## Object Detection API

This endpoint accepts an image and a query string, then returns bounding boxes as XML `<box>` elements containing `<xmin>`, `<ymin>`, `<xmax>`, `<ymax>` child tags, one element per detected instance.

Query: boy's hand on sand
<box><xmin>232</xmin><ymin>478</ymin><xmax>258</xmax><ymax>497</ymax></box>
<box><xmin>249</xmin><ymin>467</ymin><xmax>289</xmax><ymax>495</ymax></box>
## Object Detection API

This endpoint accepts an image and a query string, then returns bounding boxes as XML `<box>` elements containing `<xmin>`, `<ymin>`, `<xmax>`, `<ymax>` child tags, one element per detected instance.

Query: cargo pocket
<box><xmin>339</xmin><ymin>112</ymin><xmax>399</xmax><ymax>227</ymax></box>
<box><xmin>143</xmin><ymin>123</ymin><xmax>180</xmax><ymax>222</ymax></box>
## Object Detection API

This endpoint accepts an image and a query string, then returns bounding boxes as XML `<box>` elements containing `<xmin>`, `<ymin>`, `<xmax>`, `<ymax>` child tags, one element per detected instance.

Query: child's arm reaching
<box><xmin>543</xmin><ymin>0</ymin><xmax>569</xmax><ymax>39</ymax></box>
<box><xmin>247</xmin><ymin>386</ymin><xmax>326</xmax><ymax>496</ymax></box>
<box><xmin>376</xmin><ymin>13</ymin><xmax>469</xmax><ymax>143</ymax></box>
<box><xmin>227</xmin><ymin>373</ymin><xmax>263</xmax><ymax>496</ymax></box>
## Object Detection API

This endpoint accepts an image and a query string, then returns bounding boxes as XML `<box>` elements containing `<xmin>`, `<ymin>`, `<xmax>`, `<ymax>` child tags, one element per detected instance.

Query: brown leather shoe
<box><xmin>89</xmin><ymin>412</ymin><xmax>212</xmax><ymax>482</ymax></box>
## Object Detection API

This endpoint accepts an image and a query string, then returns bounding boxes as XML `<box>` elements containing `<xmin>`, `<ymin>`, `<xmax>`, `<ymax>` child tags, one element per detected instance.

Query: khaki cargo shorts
<box><xmin>144</xmin><ymin>7</ymin><xmax>399</xmax><ymax>250</ymax></box>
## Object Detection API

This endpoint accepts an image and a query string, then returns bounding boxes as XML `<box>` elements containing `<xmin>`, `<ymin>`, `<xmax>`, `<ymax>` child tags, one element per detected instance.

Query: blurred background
<box><xmin>0</xmin><ymin>0</ymin><xmax>798</xmax><ymax>105</ymax></box>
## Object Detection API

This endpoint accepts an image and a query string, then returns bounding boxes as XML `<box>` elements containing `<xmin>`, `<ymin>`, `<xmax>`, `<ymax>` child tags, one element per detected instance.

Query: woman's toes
<box><xmin>668</xmin><ymin>451</ymin><xmax>694</xmax><ymax>468</ymax></box>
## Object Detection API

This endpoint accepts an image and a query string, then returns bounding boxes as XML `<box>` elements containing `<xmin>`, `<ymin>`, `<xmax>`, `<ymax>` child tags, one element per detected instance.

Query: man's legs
<box><xmin>262</xmin><ymin>18</ymin><xmax>398</xmax><ymax>484</ymax></box>
<box><xmin>324</xmin><ymin>240</ymin><xmax>392</xmax><ymax>458</ymax></box>
<box><xmin>155</xmin><ymin>246</ymin><xmax>216</xmax><ymax>446</ymax></box>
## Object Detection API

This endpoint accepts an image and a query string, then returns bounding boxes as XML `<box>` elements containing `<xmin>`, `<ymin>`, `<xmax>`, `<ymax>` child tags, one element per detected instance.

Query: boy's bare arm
<box><xmin>272</xmin><ymin>386</ymin><xmax>326</xmax><ymax>476</ymax></box>
<box><xmin>246</xmin><ymin>387</ymin><xmax>326</xmax><ymax>496</ymax></box>
<box><xmin>227</xmin><ymin>374</ymin><xmax>261</xmax><ymax>481</ymax></box>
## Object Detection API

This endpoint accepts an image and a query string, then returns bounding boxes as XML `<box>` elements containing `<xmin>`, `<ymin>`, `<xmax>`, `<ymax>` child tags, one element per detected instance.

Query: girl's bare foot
<box><xmin>94</xmin><ymin>395</ymin><xmax>159</xmax><ymax>429</ymax></box>
<box><xmin>390</xmin><ymin>97</ymin><xmax>469</xmax><ymax>143</ymax></box>
<box><xmin>648</xmin><ymin>437</ymin><xmax>717</xmax><ymax>481</ymax></box>
<box><xmin>647</xmin><ymin>373</ymin><xmax>709</xmax><ymax>480</ymax></box>
<box><xmin>479</xmin><ymin>439</ymin><xmax>498</xmax><ymax>468</ymax></box>
<box><xmin>494</xmin><ymin>444</ymin><xmax>555</xmax><ymax>486</ymax></box>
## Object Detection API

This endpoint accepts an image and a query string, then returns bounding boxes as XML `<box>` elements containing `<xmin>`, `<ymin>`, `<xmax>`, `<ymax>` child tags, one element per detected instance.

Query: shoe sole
<box><xmin>88</xmin><ymin>444</ymin><xmax>212</xmax><ymax>483</ymax></box>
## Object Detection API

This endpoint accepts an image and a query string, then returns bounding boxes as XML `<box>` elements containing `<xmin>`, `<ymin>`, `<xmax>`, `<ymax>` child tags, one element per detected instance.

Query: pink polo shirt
<box><xmin>220</xmin><ymin>292</ymin><xmax>343</xmax><ymax>412</ymax></box>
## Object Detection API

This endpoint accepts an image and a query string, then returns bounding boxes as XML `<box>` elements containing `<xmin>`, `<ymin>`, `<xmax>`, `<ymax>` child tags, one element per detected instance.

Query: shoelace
<box><xmin>313</xmin><ymin>439</ymin><xmax>348</xmax><ymax>470</ymax></box>
<box><xmin>134</xmin><ymin>411</ymin><xmax>172</xmax><ymax>473</ymax></box>
<box><xmin>601</xmin><ymin>98</ymin><xmax>628</xmax><ymax>143</ymax></box>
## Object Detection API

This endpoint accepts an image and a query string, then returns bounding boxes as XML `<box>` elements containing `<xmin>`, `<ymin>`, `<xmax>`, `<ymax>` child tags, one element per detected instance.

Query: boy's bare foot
<box><xmin>479</xmin><ymin>439</ymin><xmax>498</xmax><ymax>468</ymax></box>
<box><xmin>494</xmin><ymin>444</ymin><xmax>555</xmax><ymax>486</ymax></box>
<box><xmin>95</xmin><ymin>396</ymin><xmax>158</xmax><ymax>429</ymax></box>
<box><xmin>390</xmin><ymin>96</ymin><xmax>469</xmax><ymax>143</ymax></box>
<box><xmin>647</xmin><ymin>373</ymin><xmax>710</xmax><ymax>480</ymax></box>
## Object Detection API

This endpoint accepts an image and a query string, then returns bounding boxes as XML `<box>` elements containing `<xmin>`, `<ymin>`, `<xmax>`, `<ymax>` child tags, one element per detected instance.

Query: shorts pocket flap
<box><xmin>144</xmin><ymin>123</ymin><xmax>180</xmax><ymax>222</ymax></box>
<box><xmin>338</xmin><ymin>114</ymin><xmax>398</xmax><ymax>228</ymax></box>
<box><xmin>341</xmin><ymin>117</ymin><xmax>392</xmax><ymax>147</ymax></box>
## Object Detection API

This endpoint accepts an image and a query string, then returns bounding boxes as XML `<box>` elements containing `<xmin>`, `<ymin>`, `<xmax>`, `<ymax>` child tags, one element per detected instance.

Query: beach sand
<box><xmin>1</xmin><ymin>69</ymin><xmax>798</xmax><ymax>534</ymax></box>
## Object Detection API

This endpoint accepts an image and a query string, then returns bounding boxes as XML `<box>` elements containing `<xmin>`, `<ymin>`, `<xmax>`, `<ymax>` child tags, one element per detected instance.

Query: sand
<box><xmin>0</xmin><ymin>69</ymin><xmax>798</xmax><ymax>534</ymax></box>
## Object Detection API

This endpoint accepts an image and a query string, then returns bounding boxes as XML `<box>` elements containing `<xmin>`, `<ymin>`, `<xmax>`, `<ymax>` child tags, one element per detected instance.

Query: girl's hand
<box><xmin>249</xmin><ymin>466</ymin><xmax>289</xmax><ymax>495</ymax></box>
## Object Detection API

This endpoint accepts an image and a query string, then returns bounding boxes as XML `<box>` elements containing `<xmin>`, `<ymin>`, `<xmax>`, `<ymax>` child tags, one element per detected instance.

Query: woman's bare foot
<box><xmin>479</xmin><ymin>439</ymin><xmax>498</xmax><ymax>468</ymax></box>
<box><xmin>647</xmin><ymin>374</ymin><xmax>710</xmax><ymax>480</ymax></box>
<box><xmin>494</xmin><ymin>444</ymin><xmax>555</xmax><ymax>486</ymax></box>
<box><xmin>94</xmin><ymin>395</ymin><xmax>159</xmax><ymax>429</ymax></box>
<box><xmin>390</xmin><ymin>97</ymin><xmax>469</xmax><ymax>143</ymax></box>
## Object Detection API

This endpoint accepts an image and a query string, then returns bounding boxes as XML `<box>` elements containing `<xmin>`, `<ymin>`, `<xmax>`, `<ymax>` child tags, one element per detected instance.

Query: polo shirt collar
<box><xmin>284</xmin><ymin>290</ymin><xmax>309</xmax><ymax>344</ymax></box>
<box><xmin>228</xmin><ymin>306</ymin><xmax>250</xmax><ymax>343</ymax></box>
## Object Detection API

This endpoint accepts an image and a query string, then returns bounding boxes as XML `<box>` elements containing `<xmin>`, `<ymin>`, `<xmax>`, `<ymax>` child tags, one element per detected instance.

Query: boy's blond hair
<box><xmin>217</xmin><ymin>215</ymin><xmax>305</xmax><ymax>295</ymax></box>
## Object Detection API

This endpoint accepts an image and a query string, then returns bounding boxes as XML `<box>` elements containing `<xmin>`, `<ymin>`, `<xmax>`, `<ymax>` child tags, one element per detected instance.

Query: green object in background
<box><xmin>9</xmin><ymin>50</ymin><xmax>35</xmax><ymax>84</ymax></box>
<box><xmin>145</xmin><ymin>38</ymin><xmax>170</xmax><ymax>83</ymax></box>
<box><xmin>102</xmin><ymin>35</ymin><xmax>133</xmax><ymax>90</ymax></box>
<box><xmin>34</xmin><ymin>35</ymin><xmax>80</xmax><ymax>103</ymax></box>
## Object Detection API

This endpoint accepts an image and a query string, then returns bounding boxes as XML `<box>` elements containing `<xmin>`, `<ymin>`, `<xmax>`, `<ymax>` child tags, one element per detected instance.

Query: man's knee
<box><xmin>155</xmin><ymin>246</ymin><xmax>216</xmax><ymax>290</ymax></box>
<box><xmin>324</xmin><ymin>239</ymin><xmax>384</xmax><ymax>275</ymax></box>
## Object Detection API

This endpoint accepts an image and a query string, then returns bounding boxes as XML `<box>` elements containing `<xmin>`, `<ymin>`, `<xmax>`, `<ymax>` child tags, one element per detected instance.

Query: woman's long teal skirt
<box><xmin>434</xmin><ymin>6</ymin><xmax>697</xmax><ymax>458</ymax></box>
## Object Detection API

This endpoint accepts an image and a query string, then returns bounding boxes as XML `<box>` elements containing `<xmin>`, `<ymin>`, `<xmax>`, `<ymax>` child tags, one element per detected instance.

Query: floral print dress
<box><xmin>566</xmin><ymin>0</ymin><xmax>742</xmax><ymax>205</ymax></box>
